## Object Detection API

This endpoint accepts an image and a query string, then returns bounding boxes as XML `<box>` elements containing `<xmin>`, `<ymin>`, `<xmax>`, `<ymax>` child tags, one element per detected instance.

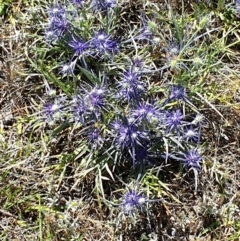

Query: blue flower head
<box><xmin>111</xmin><ymin>119</ymin><xmax>122</xmax><ymax>131</ymax></box>
<box><xmin>165</xmin><ymin>109</ymin><xmax>184</xmax><ymax>132</ymax></box>
<box><xmin>117</xmin><ymin>70</ymin><xmax>145</xmax><ymax>102</ymax></box>
<box><xmin>169</xmin><ymin>85</ymin><xmax>188</xmax><ymax>102</ymax></box>
<box><xmin>72</xmin><ymin>96</ymin><xmax>88</xmax><ymax>125</ymax></box>
<box><xmin>88</xmin><ymin>86</ymin><xmax>106</xmax><ymax>111</ymax></box>
<box><xmin>91</xmin><ymin>0</ymin><xmax>117</xmax><ymax>11</ymax></box>
<box><xmin>68</xmin><ymin>36</ymin><xmax>89</xmax><ymax>56</ymax></box>
<box><xmin>90</xmin><ymin>30</ymin><xmax>118</xmax><ymax>57</ymax></box>
<box><xmin>184</xmin><ymin>125</ymin><xmax>199</xmax><ymax>143</ymax></box>
<box><xmin>131</xmin><ymin>102</ymin><xmax>159</xmax><ymax>124</ymax></box>
<box><xmin>121</xmin><ymin>190</ymin><xmax>147</xmax><ymax>214</ymax></box>
<box><xmin>117</xmin><ymin>123</ymin><xmax>148</xmax><ymax>150</ymax></box>
<box><xmin>47</xmin><ymin>4</ymin><xmax>66</xmax><ymax>19</ymax></box>
<box><xmin>182</xmin><ymin>149</ymin><xmax>202</xmax><ymax>170</ymax></box>
<box><xmin>43</xmin><ymin>99</ymin><xmax>63</xmax><ymax>123</ymax></box>
<box><xmin>71</xmin><ymin>0</ymin><xmax>85</xmax><ymax>7</ymax></box>
<box><xmin>87</xmin><ymin>128</ymin><xmax>104</xmax><ymax>146</ymax></box>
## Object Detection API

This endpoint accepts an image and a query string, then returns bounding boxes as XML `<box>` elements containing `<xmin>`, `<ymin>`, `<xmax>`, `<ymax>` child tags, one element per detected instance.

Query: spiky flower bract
<box><xmin>121</xmin><ymin>190</ymin><xmax>147</xmax><ymax>214</ymax></box>
<box><xmin>91</xmin><ymin>0</ymin><xmax>117</xmax><ymax>11</ymax></box>
<box><xmin>182</xmin><ymin>149</ymin><xmax>202</xmax><ymax>170</ymax></box>
<box><xmin>68</xmin><ymin>36</ymin><xmax>89</xmax><ymax>56</ymax></box>
<box><xmin>90</xmin><ymin>30</ymin><xmax>118</xmax><ymax>57</ymax></box>
<box><xmin>165</xmin><ymin>109</ymin><xmax>184</xmax><ymax>132</ymax></box>
<box><xmin>184</xmin><ymin>125</ymin><xmax>199</xmax><ymax>143</ymax></box>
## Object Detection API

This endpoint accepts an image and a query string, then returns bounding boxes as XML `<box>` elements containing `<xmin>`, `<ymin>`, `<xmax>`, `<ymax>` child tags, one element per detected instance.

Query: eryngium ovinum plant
<box><xmin>39</xmin><ymin>0</ymin><xmax>204</xmax><ymax>215</ymax></box>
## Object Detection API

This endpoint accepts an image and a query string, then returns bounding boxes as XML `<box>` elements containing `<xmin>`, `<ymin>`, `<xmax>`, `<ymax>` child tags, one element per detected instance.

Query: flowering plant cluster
<box><xmin>39</xmin><ymin>0</ymin><xmax>204</xmax><ymax>214</ymax></box>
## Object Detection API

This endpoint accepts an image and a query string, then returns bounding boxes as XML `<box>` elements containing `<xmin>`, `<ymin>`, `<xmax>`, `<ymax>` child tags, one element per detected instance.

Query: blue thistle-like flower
<box><xmin>113</xmin><ymin>121</ymin><xmax>149</xmax><ymax>166</ymax></box>
<box><xmin>169</xmin><ymin>84</ymin><xmax>188</xmax><ymax>102</ymax></box>
<box><xmin>72</xmin><ymin>96</ymin><xmax>88</xmax><ymax>125</ymax></box>
<box><xmin>117</xmin><ymin>70</ymin><xmax>145</xmax><ymax>102</ymax></box>
<box><xmin>162</xmin><ymin>84</ymin><xmax>189</xmax><ymax>106</ymax></box>
<box><xmin>121</xmin><ymin>190</ymin><xmax>147</xmax><ymax>214</ymax></box>
<box><xmin>183</xmin><ymin>149</ymin><xmax>202</xmax><ymax>193</ymax></box>
<box><xmin>91</xmin><ymin>0</ymin><xmax>117</xmax><ymax>11</ymax></box>
<box><xmin>42</xmin><ymin>100</ymin><xmax>63</xmax><ymax>123</ymax></box>
<box><xmin>68</xmin><ymin>36</ymin><xmax>89</xmax><ymax>56</ymax></box>
<box><xmin>123</xmin><ymin>70</ymin><xmax>139</xmax><ymax>83</ymax></box>
<box><xmin>111</xmin><ymin>119</ymin><xmax>122</xmax><ymax>131</ymax></box>
<box><xmin>47</xmin><ymin>7</ymin><xmax>70</xmax><ymax>37</ymax></box>
<box><xmin>87</xmin><ymin>86</ymin><xmax>106</xmax><ymax>112</ymax></box>
<box><xmin>182</xmin><ymin>149</ymin><xmax>202</xmax><ymax>170</ymax></box>
<box><xmin>117</xmin><ymin>123</ymin><xmax>148</xmax><ymax>148</ymax></box>
<box><xmin>47</xmin><ymin>4</ymin><xmax>66</xmax><ymax>19</ymax></box>
<box><xmin>45</xmin><ymin>4</ymin><xmax>71</xmax><ymax>40</ymax></box>
<box><xmin>165</xmin><ymin>109</ymin><xmax>184</xmax><ymax>131</ymax></box>
<box><xmin>43</xmin><ymin>102</ymin><xmax>61</xmax><ymax>116</ymax></box>
<box><xmin>184</xmin><ymin>125</ymin><xmax>199</xmax><ymax>142</ymax></box>
<box><xmin>44</xmin><ymin>28</ymin><xmax>59</xmax><ymax>43</ymax></box>
<box><xmin>90</xmin><ymin>30</ymin><xmax>118</xmax><ymax>57</ymax></box>
<box><xmin>87</xmin><ymin>128</ymin><xmax>104</xmax><ymax>146</ymax></box>
<box><xmin>76</xmin><ymin>85</ymin><xmax>107</xmax><ymax>120</ymax></box>
<box><xmin>71</xmin><ymin>0</ymin><xmax>85</xmax><ymax>7</ymax></box>
<box><xmin>131</xmin><ymin>102</ymin><xmax>159</xmax><ymax>123</ymax></box>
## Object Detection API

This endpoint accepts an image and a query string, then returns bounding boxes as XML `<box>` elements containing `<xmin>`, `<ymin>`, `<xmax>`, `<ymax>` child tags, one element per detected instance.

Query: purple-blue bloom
<box><xmin>131</xmin><ymin>102</ymin><xmax>159</xmax><ymax>123</ymax></box>
<box><xmin>50</xmin><ymin>16</ymin><xmax>69</xmax><ymax>33</ymax></box>
<box><xmin>111</xmin><ymin>119</ymin><xmax>122</xmax><ymax>131</ymax></box>
<box><xmin>90</xmin><ymin>30</ymin><xmax>118</xmax><ymax>57</ymax></box>
<box><xmin>117</xmin><ymin>70</ymin><xmax>145</xmax><ymax>102</ymax></box>
<box><xmin>182</xmin><ymin>149</ymin><xmax>202</xmax><ymax>170</ymax></box>
<box><xmin>43</xmin><ymin>100</ymin><xmax>63</xmax><ymax>123</ymax></box>
<box><xmin>68</xmin><ymin>36</ymin><xmax>89</xmax><ymax>56</ymax></box>
<box><xmin>169</xmin><ymin>84</ymin><xmax>188</xmax><ymax>102</ymax></box>
<box><xmin>45</xmin><ymin>4</ymin><xmax>71</xmax><ymax>40</ymax></box>
<box><xmin>121</xmin><ymin>190</ymin><xmax>146</xmax><ymax>214</ymax></box>
<box><xmin>88</xmin><ymin>86</ymin><xmax>106</xmax><ymax>111</ymax></box>
<box><xmin>72</xmin><ymin>96</ymin><xmax>88</xmax><ymax>124</ymax></box>
<box><xmin>165</xmin><ymin>109</ymin><xmax>184</xmax><ymax>131</ymax></box>
<box><xmin>44</xmin><ymin>28</ymin><xmax>59</xmax><ymax>43</ymax></box>
<box><xmin>184</xmin><ymin>125</ymin><xmax>199</xmax><ymax>142</ymax></box>
<box><xmin>71</xmin><ymin>0</ymin><xmax>85</xmax><ymax>6</ymax></box>
<box><xmin>43</xmin><ymin>102</ymin><xmax>61</xmax><ymax>116</ymax></box>
<box><xmin>113</xmin><ymin>122</ymin><xmax>149</xmax><ymax>166</ymax></box>
<box><xmin>91</xmin><ymin>0</ymin><xmax>117</xmax><ymax>11</ymax></box>
<box><xmin>118</xmin><ymin>124</ymin><xmax>139</xmax><ymax>148</ymax></box>
<box><xmin>87</xmin><ymin>128</ymin><xmax>104</xmax><ymax>146</ymax></box>
<box><xmin>47</xmin><ymin>4</ymin><xmax>66</xmax><ymax>19</ymax></box>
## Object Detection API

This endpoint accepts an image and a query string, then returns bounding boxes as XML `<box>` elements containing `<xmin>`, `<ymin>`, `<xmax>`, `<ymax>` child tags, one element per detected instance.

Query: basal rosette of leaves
<box><xmin>37</xmin><ymin>0</ymin><xmax>205</xmax><ymax>213</ymax></box>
